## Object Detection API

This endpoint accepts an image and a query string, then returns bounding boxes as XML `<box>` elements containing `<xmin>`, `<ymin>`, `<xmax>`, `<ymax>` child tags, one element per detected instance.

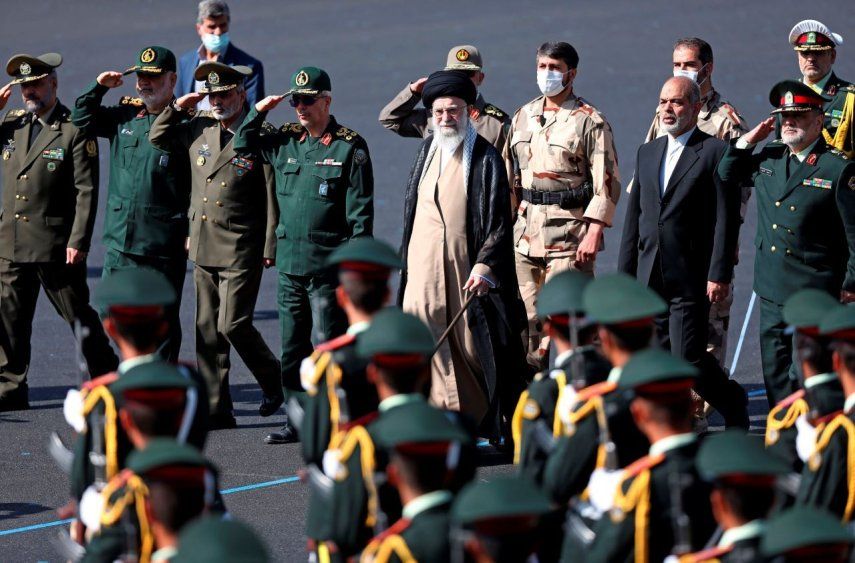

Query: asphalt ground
<box><xmin>1</xmin><ymin>0</ymin><xmax>854</xmax><ymax>560</ymax></box>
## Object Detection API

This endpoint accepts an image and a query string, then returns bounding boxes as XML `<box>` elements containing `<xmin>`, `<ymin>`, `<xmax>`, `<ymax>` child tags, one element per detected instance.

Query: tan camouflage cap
<box><xmin>444</xmin><ymin>45</ymin><xmax>482</xmax><ymax>71</ymax></box>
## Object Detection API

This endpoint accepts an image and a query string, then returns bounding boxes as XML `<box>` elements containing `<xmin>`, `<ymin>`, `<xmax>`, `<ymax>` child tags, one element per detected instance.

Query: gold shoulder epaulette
<box><xmin>335</xmin><ymin>125</ymin><xmax>360</xmax><ymax>143</ymax></box>
<box><xmin>4</xmin><ymin>109</ymin><xmax>26</xmax><ymax>122</ymax></box>
<box><xmin>119</xmin><ymin>96</ymin><xmax>144</xmax><ymax>107</ymax></box>
<box><xmin>280</xmin><ymin>122</ymin><xmax>303</xmax><ymax>135</ymax></box>
<box><xmin>260</xmin><ymin>121</ymin><xmax>276</xmax><ymax>134</ymax></box>
<box><xmin>828</xmin><ymin>147</ymin><xmax>849</xmax><ymax>160</ymax></box>
<box><xmin>484</xmin><ymin>104</ymin><xmax>506</xmax><ymax>119</ymax></box>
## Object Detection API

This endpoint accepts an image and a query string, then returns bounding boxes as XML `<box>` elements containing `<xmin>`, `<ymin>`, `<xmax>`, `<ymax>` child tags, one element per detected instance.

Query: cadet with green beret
<box><xmin>150</xmin><ymin>61</ymin><xmax>282</xmax><ymax>429</ymax></box>
<box><xmin>0</xmin><ymin>53</ymin><xmax>118</xmax><ymax>411</ymax></box>
<box><xmin>82</xmin><ymin>439</ymin><xmax>219</xmax><ymax>563</ymax></box>
<box><xmin>450</xmin><ymin>476</ymin><xmax>552</xmax><ymax>563</ymax></box>
<box><xmin>297</xmin><ymin>238</ymin><xmax>401</xmax><ymax>557</ymax></box>
<box><xmin>66</xmin><ymin>268</ymin><xmax>209</xmax><ymax>525</ymax></box>
<box><xmin>72</xmin><ymin>46</ymin><xmax>191</xmax><ymax>362</ymax></box>
<box><xmin>795</xmin><ymin>304</ymin><xmax>855</xmax><ymax>522</ymax></box>
<box><xmin>678</xmin><ymin>430</ymin><xmax>790</xmax><ymax>563</ymax></box>
<box><xmin>234</xmin><ymin>66</ymin><xmax>373</xmax><ymax>443</ymax></box>
<box><xmin>173</xmin><ymin>516</ymin><xmax>269</xmax><ymax>563</ymax></box>
<box><xmin>360</xmin><ymin>404</ymin><xmax>474</xmax><ymax>563</ymax></box>
<box><xmin>583</xmin><ymin>349</ymin><xmax>716</xmax><ymax>563</ymax></box>
<box><xmin>717</xmin><ymin>79</ymin><xmax>855</xmax><ymax>407</ymax></box>
<box><xmin>541</xmin><ymin>273</ymin><xmax>664</xmax><ymax>508</ymax></box>
<box><xmin>511</xmin><ymin>270</ymin><xmax>611</xmax><ymax>484</ymax></box>
<box><xmin>321</xmin><ymin>308</ymin><xmax>446</xmax><ymax>560</ymax></box>
<box><xmin>760</xmin><ymin>506</ymin><xmax>853</xmax><ymax>562</ymax></box>
<box><xmin>766</xmin><ymin>289</ymin><xmax>844</xmax><ymax>472</ymax></box>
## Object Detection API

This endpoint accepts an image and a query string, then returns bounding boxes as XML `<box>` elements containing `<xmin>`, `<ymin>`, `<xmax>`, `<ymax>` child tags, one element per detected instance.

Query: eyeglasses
<box><xmin>289</xmin><ymin>95</ymin><xmax>320</xmax><ymax>107</ymax></box>
<box><xmin>432</xmin><ymin>106</ymin><xmax>464</xmax><ymax>118</ymax></box>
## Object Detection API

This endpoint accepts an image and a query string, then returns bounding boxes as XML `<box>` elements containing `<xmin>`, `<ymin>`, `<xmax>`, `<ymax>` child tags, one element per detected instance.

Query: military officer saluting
<box><xmin>788</xmin><ymin>20</ymin><xmax>854</xmax><ymax>158</ymax></box>
<box><xmin>150</xmin><ymin>61</ymin><xmax>282</xmax><ymax>429</ymax></box>
<box><xmin>0</xmin><ymin>53</ymin><xmax>118</xmax><ymax>411</ymax></box>
<box><xmin>378</xmin><ymin>45</ymin><xmax>510</xmax><ymax>153</ymax></box>
<box><xmin>72</xmin><ymin>46</ymin><xmax>191</xmax><ymax>361</ymax></box>
<box><xmin>235</xmin><ymin>66</ymin><xmax>373</xmax><ymax>444</ymax></box>
<box><xmin>506</xmin><ymin>41</ymin><xmax>621</xmax><ymax>371</ymax></box>
<box><xmin>766</xmin><ymin>289</ymin><xmax>845</xmax><ymax>472</ymax></box>
<box><xmin>717</xmin><ymin>80</ymin><xmax>855</xmax><ymax>406</ymax></box>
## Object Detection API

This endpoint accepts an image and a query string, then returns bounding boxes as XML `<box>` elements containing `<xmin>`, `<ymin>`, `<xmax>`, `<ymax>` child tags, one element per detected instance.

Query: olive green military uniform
<box><xmin>717</xmin><ymin>83</ymin><xmax>855</xmax><ymax>405</ymax></box>
<box><xmin>760</xmin><ymin>507</ymin><xmax>854</xmax><ymax>561</ymax></box>
<box><xmin>72</xmin><ymin>46</ymin><xmax>190</xmax><ymax>362</ymax></box>
<box><xmin>234</xmin><ymin>67</ymin><xmax>373</xmax><ymax>396</ymax></box>
<box><xmin>83</xmin><ymin>440</ymin><xmax>218</xmax><ymax>563</ymax></box>
<box><xmin>581</xmin><ymin>351</ymin><xmax>716</xmax><ymax>563</ymax></box>
<box><xmin>149</xmin><ymin>62</ymin><xmax>281</xmax><ymax>417</ymax></box>
<box><xmin>378</xmin><ymin>45</ymin><xmax>510</xmax><ymax>154</ymax></box>
<box><xmin>173</xmin><ymin>516</ymin><xmax>270</xmax><ymax>563</ymax></box>
<box><xmin>0</xmin><ymin>54</ymin><xmax>118</xmax><ymax>405</ymax></box>
<box><xmin>506</xmin><ymin>88</ymin><xmax>621</xmax><ymax>369</ymax></box>
<box><xmin>643</xmin><ymin>89</ymin><xmax>749</xmax><ymax>368</ymax></box>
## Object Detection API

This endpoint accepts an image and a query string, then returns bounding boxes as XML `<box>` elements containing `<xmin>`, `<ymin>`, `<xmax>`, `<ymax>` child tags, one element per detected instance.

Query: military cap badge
<box><xmin>808</xmin><ymin>32</ymin><xmax>816</xmax><ymax>44</ymax></box>
<box><xmin>785</xmin><ymin>91</ymin><xmax>794</xmax><ymax>105</ymax></box>
<box><xmin>295</xmin><ymin>70</ymin><xmax>309</xmax><ymax>86</ymax></box>
<box><xmin>456</xmin><ymin>49</ymin><xmax>470</xmax><ymax>62</ymax></box>
<box><xmin>208</xmin><ymin>72</ymin><xmax>219</xmax><ymax>85</ymax></box>
<box><xmin>19</xmin><ymin>63</ymin><xmax>31</xmax><ymax>76</ymax></box>
<box><xmin>140</xmin><ymin>48</ymin><xmax>156</xmax><ymax>63</ymax></box>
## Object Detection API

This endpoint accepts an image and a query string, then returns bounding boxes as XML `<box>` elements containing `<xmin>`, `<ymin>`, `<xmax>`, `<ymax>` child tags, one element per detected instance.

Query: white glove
<box><xmin>795</xmin><ymin>413</ymin><xmax>818</xmax><ymax>463</ymax></box>
<box><xmin>63</xmin><ymin>389</ymin><xmax>86</xmax><ymax>433</ymax></box>
<box><xmin>79</xmin><ymin>486</ymin><xmax>104</xmax><ymax>532</ymax></box>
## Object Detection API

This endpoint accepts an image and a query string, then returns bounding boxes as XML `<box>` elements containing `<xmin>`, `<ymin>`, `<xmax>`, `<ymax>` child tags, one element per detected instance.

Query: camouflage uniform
<box><xmin>506</xmin><ymin>93</ymin><xmax>621</xmax><ymax>368</ymax></box>
<box><xmin>643</xmin><ymin>89</ymin><xmax>748</xmax><ymax>367</ymax></box>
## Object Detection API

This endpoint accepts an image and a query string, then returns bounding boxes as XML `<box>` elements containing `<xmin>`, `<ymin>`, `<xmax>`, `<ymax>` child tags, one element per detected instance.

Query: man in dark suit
<box><xmin>619</xmin><ymin>76</ymin><xmax>748</xmax><ymax>428</ymax></box>
<box><xmin>175</xmin><ymin>1</ymin><xmax>265</xmax><ymax>108</ymax></box>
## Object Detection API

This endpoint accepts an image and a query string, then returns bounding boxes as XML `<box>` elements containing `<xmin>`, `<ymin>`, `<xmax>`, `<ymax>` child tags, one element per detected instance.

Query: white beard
<box><xmin>435</xmin><ymin>115</ymin><xmax>468</xmax><ymax>154</ymax></box>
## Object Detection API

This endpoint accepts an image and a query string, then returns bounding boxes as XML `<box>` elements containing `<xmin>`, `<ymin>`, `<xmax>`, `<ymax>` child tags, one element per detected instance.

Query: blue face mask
<box><xmin>202</xmin><ymin>32</ymin><xmax>230</xmax><ymax>54</ymax></box>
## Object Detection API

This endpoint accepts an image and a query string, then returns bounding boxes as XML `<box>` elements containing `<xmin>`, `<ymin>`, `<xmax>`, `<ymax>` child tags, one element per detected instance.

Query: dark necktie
<box><xmin>29</xmin><ymin>115</ymin><xmax>42</xmax><ymax>150</ymax></box>
<box><xmin>221</xmin><ymin>128</ymin><xmax>233</xmax><ymax>147</ymax></box>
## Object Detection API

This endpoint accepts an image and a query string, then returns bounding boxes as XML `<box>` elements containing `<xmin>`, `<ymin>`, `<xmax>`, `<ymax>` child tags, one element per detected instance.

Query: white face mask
<box><xmin>537</xmin><ymin>69</ymin><xmax>568</xmax><ymax>97</ymax></box>
<box><xmin>673</xmin><ymin>63</ymin><xmax>708</xmax><ymax>86</ymax></box>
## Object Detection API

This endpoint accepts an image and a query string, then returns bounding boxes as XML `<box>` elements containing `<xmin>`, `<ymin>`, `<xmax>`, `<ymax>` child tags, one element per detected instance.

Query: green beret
<box><xmin>325</xmin><ymin>237</ymin><xmax>403</xmax><ymax>271</ymax></box>
<box><xmin>93</xmin><ymin>268</ymin><xmax>176</xmax><ymax>314</ymax></box>
<box><xmin>697</xmin><ymin>430</ymin><xmax>790</xmax><ymax>482</ymax></box>
<box><xmin>582</xmin><ymin>273</ymin><xmax>666</xmax><ymax>325</ymax></box>
<box><xmin>125</xmin><ymin>46</ymin><xmax>176</xmax><ymax>75</ymax></box>
<box><xmin>535</xmin><ymin>270</ymin><xmax>592</xmax><ymax>319</ymax></box>
<box><xmin>287</xmin><ymin>66</ymin><xmax>331</xmax><ymax>96</ymax></box>
<box><xmin>617</xmin><ymin>348</ymin><xmax>698</xmax><ymax>392</ymax></box>
<box><xmin>111</xmin><ymin>360</ymin><xmax>192</xmax><ymax>397</ymax></box>
<box><xmin>173</xmin><ymin>516</ymin><xmax>269</xmax><ymax>563</ymax></box>
<box><xmin>195</xmin><ymin>62</ymin><xmax>252</xmax><ymax>94</ymax></box>
<box><xmin>125</xmin><ymin>439</ymin><xmax>207</xmax><ymax>476</ymax></box>
<box><xmin>769</xmin><ymin>79</ymin><xmax>829</xmax><ymax>114</ymax></box>
<box><xmin>6</xmin><ymin>53</ymin><xmax>61</xmax><ymax>84</ymax></box>
<box><xmin>783</xmin><ymin>289</ymin><xmax>841</xmax><ymax>332</ymax></box>
<box><xmin>760</xmin><ymin>507</ymin><xmax>853</xmax><ymax>557</ymax></box>
<box><xmin>372</xmin><ymin>400</ymin><xmax>473</xmax><ymax>452</ymax></box>
<box><xmin>452</xmin><ymin>476</ymin><xmax>551</xmax><ymax>526</ymax></box>
<box><xmin>819</xmin><ymin>304</ymin><xmax>855</xmax><ymax>341</ymax></box>
<box><xmin>356</xmin><ymin>308</ymin><xmax>435</xmax><ymax>360</ymax></box>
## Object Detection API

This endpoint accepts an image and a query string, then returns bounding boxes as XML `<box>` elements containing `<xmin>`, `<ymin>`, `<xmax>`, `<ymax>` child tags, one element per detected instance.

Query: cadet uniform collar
<box><xmin>719</xmin><ymin>519</ymin><xmax>766</xmax><ymax>547</ymax></box>
<box><xmin>649</xmin><ymin>432</ymin><xmax>696</xmax><ymax>456</ymax></box>
<box><xmin>607</xmin><ymin>366</ymin><xmax>622</xmax><ymax>384</ymax></box>
<box><xmin>402</xmin><ymin>490</ymin><xmax>453</xmax><ymax>520</ymax></box>
<box><xmin>554</xmin><ymin>349</ymin><xmax>574</xmax><ymax>368</ymax></box>
<box><xmin>791</xmin><ymin>138</ymin><xmax>820</xmax><ymax>161</ymax></box>
<box><xmin>347</xmin><ymin>320</ymin><xmax>371</xmax><ymax>336</ymax></box>
<box><xmin>118</xmin><ymin>352</ymin><xmax>160</xmax><ymax>374</ymax></box>
<box><xmin>844</xmin><ymin>392</ymin><xmax>855</xmax><ymax>414</ymax></box>
<box><xmin>805</xmin><ymin>372</ymin><xmax>838</xmax><ymax>389</ymax></box>
<box><xmin>150</xmin><ymin>545</ymin><xmax>179</xmax><ymax>561</ymax></box>
<box><xmin>803</xmin><ymin>71</ymin><xmax>833</xmax><ymax>95</ymax></box>
<box><xmin>379</xmin><ymin>393</ymin><xmax>424</xmax><ymax>413</ymax></box>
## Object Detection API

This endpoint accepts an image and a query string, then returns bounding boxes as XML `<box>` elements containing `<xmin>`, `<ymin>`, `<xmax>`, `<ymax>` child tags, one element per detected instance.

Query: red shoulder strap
<box><xmin>371</xmin><ymin>517</ymin><xmax>412</xmax><ymax>544</ymax></box>
<box><xmin>624</xmin><ymin>453</ymin><xmax>666</xmax><ymax>477</ymax></box>
<box><xmin>316</xmin><ymin>333</ymin><xmax>356</xmax><ymax>352</ymax></box>
<box><xmin>777</xmin><ymin>389</ymin><xmax>806</xmax><ymax>409</ymax></box>
<box><xmin>82</xmin><ymin>372</ymin><xmax>118</xmax><ymax>391</ymax></box>
<box><xmin>577</xmin><ymin>381</ymin><xmax>617</xmax><ymax>402</ymax></box>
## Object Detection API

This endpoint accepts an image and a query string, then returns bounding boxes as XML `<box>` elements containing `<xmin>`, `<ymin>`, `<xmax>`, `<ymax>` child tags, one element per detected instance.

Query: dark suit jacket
<box><xmin>619</xmin><ymin>128</ymin><xmax>739</xmax><ymax>298</ymax></box>
<box><xmin>175</xmin><ymin>43</ymin><xmax>265</xmax><ymax>107</ymax></box>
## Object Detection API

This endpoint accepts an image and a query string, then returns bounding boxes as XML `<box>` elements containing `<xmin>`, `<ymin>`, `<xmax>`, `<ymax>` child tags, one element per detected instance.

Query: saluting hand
<box><xmin>96</xmin><ymin>72</ymin><xmax>124</xmax><ymax>89</ymax></box>
<box><xmin>255</xmin><ymin>95</ymin><xmax>285</xmax><ymax>112</ymax></box>
<box><xmin>742</xmin><ymin>117</ymin><xmax>776</xmax><ymax>145</ymax></box>
<box><xmin>0</xmin><ymin>83</ymin><xmax>12</xmax><ymax>111</ymax></box>
<box><xmin>409</xmin><ymin>77</ymin><xmax>429</xmax><ymax>94</ymax></box>
<box><xmin>175</xmin><ymin>92</ymin><xmax>206</xmax><ymax>110</ymax></box>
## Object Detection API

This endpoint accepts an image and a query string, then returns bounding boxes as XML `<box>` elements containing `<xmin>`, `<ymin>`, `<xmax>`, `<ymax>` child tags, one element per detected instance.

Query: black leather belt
<box><xmin>521</xmin><ymin>183</ymin><xmax>593</xmax><ymax>209</ymax></box>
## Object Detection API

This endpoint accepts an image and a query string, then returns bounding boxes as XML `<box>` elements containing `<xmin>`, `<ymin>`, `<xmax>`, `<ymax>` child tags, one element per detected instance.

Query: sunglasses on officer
<box><xmin>289</xmin><ymin>95</ymin><xmax>320</xmax><ymax>107</ymax></box>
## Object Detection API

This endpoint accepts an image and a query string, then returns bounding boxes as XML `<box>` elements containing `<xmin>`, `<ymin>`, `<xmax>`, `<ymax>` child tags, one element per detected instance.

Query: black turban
<box><xmin>421</xmin><ymin>70</ymin><xmax>477</xmax><ymax>109</ymax></box>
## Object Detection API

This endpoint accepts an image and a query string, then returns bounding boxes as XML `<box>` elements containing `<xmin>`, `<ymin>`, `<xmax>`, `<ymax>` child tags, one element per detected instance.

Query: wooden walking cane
<box><xmin>432</xmin><ymin>291</ymin><xmax>478</xmax><ymax>356</ymax></box>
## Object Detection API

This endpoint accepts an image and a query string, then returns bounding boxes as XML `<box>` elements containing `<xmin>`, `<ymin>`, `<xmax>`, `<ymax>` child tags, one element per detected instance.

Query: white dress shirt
<box><xmin>660</xmin><ymin>127</ymin><xmax>696</xmax><ymax>195</ymax></box>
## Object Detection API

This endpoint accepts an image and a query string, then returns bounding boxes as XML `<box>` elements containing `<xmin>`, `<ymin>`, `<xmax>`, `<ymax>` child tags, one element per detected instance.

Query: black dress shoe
<box><xmin>264</xmin><ymin>421</ymin><xmax>299</xmax><ymax>444</ymax></box>
<box><xmin>209</xmin><ymin>412</ymin><xmax>237</xmax><ymax>430</ymax></box>
<box><xmin>0</xmin><ymin>385</ymin><xmax>29</xmax><ymax>412</ymax></box>
<box><xmin>258</xmin><ymin>393</ymin><xmax>284</xmax><ymax>417</ymax></box>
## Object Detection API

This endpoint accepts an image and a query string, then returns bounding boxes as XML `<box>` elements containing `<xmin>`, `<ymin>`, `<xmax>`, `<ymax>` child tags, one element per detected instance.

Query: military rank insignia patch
<box><xmin>353</xmin><ymin>149</ymin><xmax>367</xmax><ymax>166</ymax></box>
<box><xmin>522</xmin><ymin>399</ymin><xmax>540</xmax><ymax>420</ymax></box>
<box><xmin>806</xmin><ymin>153</ymin><xmax>817</xmax><ymax>166</ymax></box>
<box><xmin>85</xmin><ymin>139</ymin><xmax>98</xmax><ymax>157</ymax></box>
<box><xmin>849</xmin><ymin>176</ymin><xmax>855</xmax><ymax>190</ymax></box>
